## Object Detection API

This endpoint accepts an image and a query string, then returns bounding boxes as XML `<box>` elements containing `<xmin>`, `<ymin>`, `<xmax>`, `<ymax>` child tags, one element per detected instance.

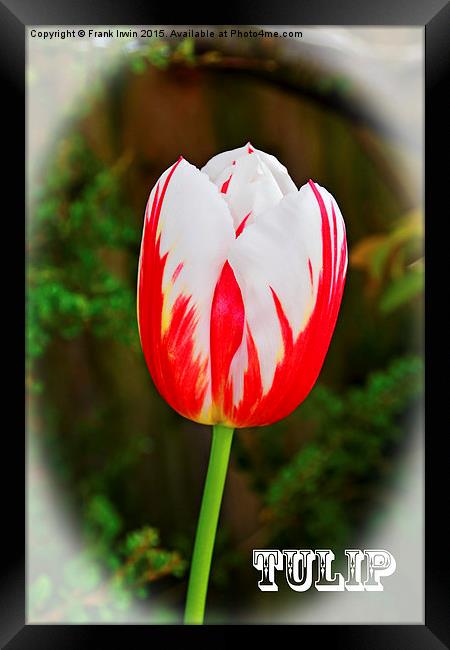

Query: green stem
<box><xmin>184</xmin><ymin>424</ymin><xmax>234</xmax><ymax>624</ymax></box>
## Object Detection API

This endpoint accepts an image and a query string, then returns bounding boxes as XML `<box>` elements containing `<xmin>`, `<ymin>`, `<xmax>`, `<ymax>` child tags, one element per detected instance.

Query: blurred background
<box><xmin>26</xmin><ymin>27</ymin><xmax>424</xmax><ymax>623</ymax></box>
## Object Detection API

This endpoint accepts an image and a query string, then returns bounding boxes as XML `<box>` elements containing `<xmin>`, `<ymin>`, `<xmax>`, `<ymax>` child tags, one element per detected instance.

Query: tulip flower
<box><xmin>137</xmin><ymin>143</ymin><xmax>347</xmax><ymax>624</ymax></box>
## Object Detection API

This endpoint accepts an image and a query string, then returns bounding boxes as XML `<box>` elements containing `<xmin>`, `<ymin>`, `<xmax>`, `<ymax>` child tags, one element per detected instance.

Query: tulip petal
<box><xmin>253</xmin><ymin>148</ymin><xmax>298</xmax><ymax>196</ymax></box>
<box><xmin>202</xmin><ymin>143</ymin><xmax>297</xmax><ymax>194</ymax></box>
<box><xmin>215</xmin><ymin>154</ymin><xmax>284</xmax><ymax>231</ymax></box>
<box><xmin>202</xmin><ymin>144</ymin><xmax>297</xmax><ymax>235</ymax></box>
<box><xmin>201</xmin><ymin>144</ymin><xmax>250</xmax><ymax>182</ymax></box>
<box><xmin>225</xmin><ymin>181</ymin><xmax>347</xmax><ymax>426</ymax></box>
<box><xmin>137</xmin><ymin>158</ymin><xmax>235</xmax><ymax>423</ymax></box>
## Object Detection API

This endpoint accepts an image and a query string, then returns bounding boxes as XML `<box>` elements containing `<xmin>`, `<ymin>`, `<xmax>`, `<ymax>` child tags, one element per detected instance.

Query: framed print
<box><xmin>2</xmin><ymin>0</ymin><xmax>448</xmax><ymax>646</ymax></box>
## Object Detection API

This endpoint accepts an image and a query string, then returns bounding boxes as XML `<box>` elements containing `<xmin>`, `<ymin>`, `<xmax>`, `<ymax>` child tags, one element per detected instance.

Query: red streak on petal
<box><xmin>138</xmin><ymin>158</ymin><xmax>209</xmax><ymax>423</ymax></box>
<box><xmin>172</xmin><ymin>262</ymin><xmax>183</xmax><ymax>283</ymax></box>
<box><xmin>308</xmin><ymin>259</ymin><xmax>314</xmax><ymax>286</ymax></box>
<box><xmin>235</xmin><ymin>212</ymin><xmax>251</xmax><ymax>238</ymax></box>
<box><xmin>247</xmin><ymin>145</ymin><xmax>254</xmax><ymax>153</ymax></box>
<box><xmin>221</xmin><ymin>174</ymin><xmax>232</xmax><ymax>194</ymax></box>
<box><xmin>210</xmin><ymin>262</ymin><xmax>245</xmax><ymax>420</ymax></box>
<box><xmin>222</xmin><ymin>323</ymin><xmax>263</xmax><ymax>424</ymax></box>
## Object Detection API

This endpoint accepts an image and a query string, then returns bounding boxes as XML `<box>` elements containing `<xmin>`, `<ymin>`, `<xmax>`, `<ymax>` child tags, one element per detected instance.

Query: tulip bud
<box><xmin>137</xmin><ymin>144</ymin><xmax>347</xmax><ymax>428</ymax></box>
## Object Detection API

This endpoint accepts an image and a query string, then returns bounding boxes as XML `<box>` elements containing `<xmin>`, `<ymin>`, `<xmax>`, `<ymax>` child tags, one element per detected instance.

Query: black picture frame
<box><xmin>5</xmin><ymin>0</ymin><xmax>448</xmax><ymax>646</ymax></box>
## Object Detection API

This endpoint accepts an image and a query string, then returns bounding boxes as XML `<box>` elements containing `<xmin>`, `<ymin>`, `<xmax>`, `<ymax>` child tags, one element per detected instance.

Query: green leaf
<box><xmin>380</xmin><ymin>269</ymin><xmax>424</xmax><ymax>313</ymax></box>
<box><xmin>85</xmin><ymin>494</ymin><xmax>122</xmax><ymax>541</ymax></box>
<box><xmin>130</xmin><ymin>56</ymin><xmax>147</xmax><ymax>74</ymax></box>
<box><xmin>175</xmin><ymin>38</ymin><xmax>196</xmax><ymax>63</ymax></box>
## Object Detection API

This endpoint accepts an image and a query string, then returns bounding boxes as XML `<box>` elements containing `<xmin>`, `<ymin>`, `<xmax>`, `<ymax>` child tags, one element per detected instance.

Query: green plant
<box><xmin>350</xmin><ymin>210</ymin><xmax>424</xmax><ymax>313</ymax></box>
<box><xmin>238</xmin><ymin>356</ymin><xmax>423</xmax><ymax>552</ymax></box>
<box><xmin>27</xmin><ymin>135</ymin><xmax>139</xmax><ymax>389</ymax></box>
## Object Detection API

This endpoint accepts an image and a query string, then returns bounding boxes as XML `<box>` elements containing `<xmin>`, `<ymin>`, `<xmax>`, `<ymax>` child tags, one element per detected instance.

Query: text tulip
<box><xmin>137</xmin><ymin>144</ymin><xmax>347</xmax><ymax>428</ymax></box>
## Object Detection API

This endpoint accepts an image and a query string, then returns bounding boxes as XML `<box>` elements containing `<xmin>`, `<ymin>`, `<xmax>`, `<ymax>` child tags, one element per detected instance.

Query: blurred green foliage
<box><xmin>27</xmin><ymin>135</ymin><xmax>139</xmax><ymax>368</ymax></box>
<box><xmin>28</xmin><ymin>483</ymin><xmax>186</xmax><ymax>622</ymax></box>
<box><xmin>130</xmin><ymin>37</ymin><xmax>196</xmax><ymax>74</ymax></box>
<box><xmin>265</xmin><ymin>357</ymin><xmax>422</xmax><ymax>547</ymax></box>
<box><xmin>351</xmin><ymin>210</ymin><xmax>424</xmax><ymax>313</ymax></box>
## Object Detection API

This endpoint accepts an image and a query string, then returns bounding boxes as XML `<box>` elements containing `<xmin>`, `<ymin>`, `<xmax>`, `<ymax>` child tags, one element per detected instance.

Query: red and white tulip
<box><xmin>137</xmin><ymin>144</ymin><xmax>347</xmax><ymax>428</ymax></box>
